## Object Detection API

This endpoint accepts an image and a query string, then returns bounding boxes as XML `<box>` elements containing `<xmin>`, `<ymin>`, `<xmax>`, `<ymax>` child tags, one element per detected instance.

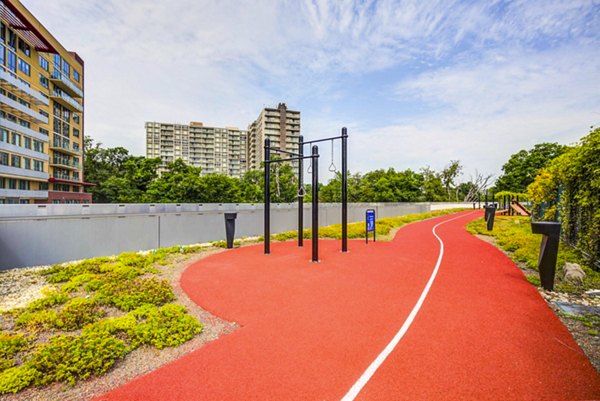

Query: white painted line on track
<box><xmin>340</xmin><ymin>211</ymin><xmax>477</xmax><ymax>401</ymax></box>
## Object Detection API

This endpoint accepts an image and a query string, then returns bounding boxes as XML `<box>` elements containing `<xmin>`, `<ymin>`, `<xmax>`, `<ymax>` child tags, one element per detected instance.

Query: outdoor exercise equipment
<box><xmin>263</xmin><ymin>127</ymin><xmax>349</xmax><ymax>263</ymax></box>
<box><xmin>299</xmin><ymin>127</ymin><xmax>349</xmax><ymax>253</ymax></box>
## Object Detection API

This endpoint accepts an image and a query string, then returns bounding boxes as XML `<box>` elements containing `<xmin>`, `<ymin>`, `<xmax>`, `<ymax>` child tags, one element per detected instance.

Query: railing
<box><xmin>51</xmin><ymin>89</ymin><xmax>83</xmax><ymax>112</ymax></box>
<box><xmin>50</xmin><ymin>140</ymin><xmax>80</xmax><ymax>154</ymax></box>
<box><xmin>52</xmin><ymin>158</ymin><xmax>80</xmax><ymax>169</ymax></box>
<box><xmin>50</xmin><ymin>70</ymin><xmax>83</xmax><ymax>98</ymax></box>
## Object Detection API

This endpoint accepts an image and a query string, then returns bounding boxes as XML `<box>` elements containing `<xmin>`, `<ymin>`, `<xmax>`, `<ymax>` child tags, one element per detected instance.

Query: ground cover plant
<box><xmin>466</xmin><ymin>216</ymin><xmax>600</xmax><ymax>293</ymax></box>
<box><xmin>0</xmin><ymin>247</ymin><xmax>204</xmax><ymax>395</ymax></box>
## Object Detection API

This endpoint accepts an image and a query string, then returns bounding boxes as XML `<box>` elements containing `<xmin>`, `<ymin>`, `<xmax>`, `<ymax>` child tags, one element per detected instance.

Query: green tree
<box><xmin>420</xmin><ymin>167</ymin><xmax>446</xmax><ymax>201</ymax></box>
<box><xmin>495</xmin><ymin>143</ymin><xmax>567</xmax><ymax>193</ymax></box>
<box><xmin>440</xmin><ymin>160</ymin><xmax>462</xmax><ymax>201</ymax></box>
<box><xmin>144</xmin><ymin>159</ymin><xmax>204</xmax><ymax>203</ymax></box>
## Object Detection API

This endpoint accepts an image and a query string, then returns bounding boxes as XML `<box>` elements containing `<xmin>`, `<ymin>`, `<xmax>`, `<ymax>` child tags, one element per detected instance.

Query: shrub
<box><xmin>133</xmin><ymin>304</ymin><xmax>202</xmax><ymax>349</ymax></box>
<box><xmin>54</xmin><ymin>298</ymin><xmax>105</xmax><ymax>331</ymax></box>
<box><xmin>96</xmin><ymin>276</ymin><xmax>174</xmax><ymax>311</ymax></box>
<box><xmin>0</xmin><ymin>365</ymin><xmax>38</xmax><ymax>394</ymax></box>
<box><xmin>0</xmin><ymin>333</ymin><xmax>29</xmax><ymax>371</ymax></box>
<box><xmin>29</xmin><ymin>332</ymin><xmax>128</xmax><ymax>385</ymax></box>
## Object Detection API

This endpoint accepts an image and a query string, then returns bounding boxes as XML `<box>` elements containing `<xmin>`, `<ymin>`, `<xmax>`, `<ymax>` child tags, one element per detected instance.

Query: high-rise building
<box><xmin>247</xmin><ymin>103</ymin><xmax>300</xmax><ymax>171</ymax></box>
<box><xmin>145</xmin><ymin>121</ymin><xmax>248</xmax><ymax>178</ymax></box>
<box><xmin>0</xmin><ymin>0</ymin><xmax>91</xmax><ymax>204</ymax></box>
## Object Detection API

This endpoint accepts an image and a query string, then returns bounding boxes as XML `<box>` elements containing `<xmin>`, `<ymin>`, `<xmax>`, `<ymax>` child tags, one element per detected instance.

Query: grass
<box><xmin>466</xmin><ymin>216</ymin><xmax>600</xmax><ymax>293</ymax></box>
<box><xmin>0</xmin><ymin>246</ymin><xmax>206</xmax><ymax>395</ymax></box>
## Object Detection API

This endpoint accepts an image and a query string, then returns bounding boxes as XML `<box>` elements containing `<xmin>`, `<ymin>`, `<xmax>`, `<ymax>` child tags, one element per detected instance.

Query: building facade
<box><xmin>145</xmin><ymin>121</ymin><xmax>247</xmax><ymax>178</ymax></box>
<box><xmin>0</xmin><ymin>0</ymin><xmax>91</xmax><ymax>204</ymax></box>
<box><xmin>247</xmin><ymin>103</ymin><xmax>300</xmax><ymax>171</ymax></box>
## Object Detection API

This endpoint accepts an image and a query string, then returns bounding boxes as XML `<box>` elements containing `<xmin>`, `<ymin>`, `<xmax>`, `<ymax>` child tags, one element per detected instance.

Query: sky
<box><xmin>22</xmin><ymin>0</ymin><xmax>600</xmax><ymax>183</ymax></box>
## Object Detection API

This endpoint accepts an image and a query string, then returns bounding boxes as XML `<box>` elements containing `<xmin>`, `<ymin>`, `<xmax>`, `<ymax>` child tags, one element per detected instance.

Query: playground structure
<box><xmin>477</xmin><ymin>191</ymin><xmax>531</xmax><ymax>217</ymax></box>
<box><xmin>264</xmin><ymin>128</ymin><xmax>349</xmax><ymax>262</ymax></box>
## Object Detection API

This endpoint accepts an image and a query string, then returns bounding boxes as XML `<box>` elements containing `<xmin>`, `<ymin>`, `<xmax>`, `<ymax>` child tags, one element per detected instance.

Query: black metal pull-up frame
<box><xmin>263</xmin><ymin>127</ymin><xmax>348</xmax><ymax>263</ymax></box>
<box><xmin>299</xmin><ymin>127</ymin><xmax>348</xmax><ymax>252</ymax></box>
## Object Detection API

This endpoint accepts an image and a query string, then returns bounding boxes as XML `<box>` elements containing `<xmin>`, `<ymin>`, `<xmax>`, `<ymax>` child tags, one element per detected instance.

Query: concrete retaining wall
<box><xmin>0</xmin><ymin>202</ymin><xmax>469</xmax><ymax>270</ymax></box>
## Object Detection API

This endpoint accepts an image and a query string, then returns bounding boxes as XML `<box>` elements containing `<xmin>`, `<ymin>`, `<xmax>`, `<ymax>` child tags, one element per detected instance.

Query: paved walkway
<box><xmin>96</xmin><ymin>211</ymin><xmax>600</xmax><ymax>400</ymax></box>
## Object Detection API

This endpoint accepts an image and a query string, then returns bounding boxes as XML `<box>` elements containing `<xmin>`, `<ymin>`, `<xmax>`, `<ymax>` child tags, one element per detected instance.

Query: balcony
<box><xmin>49</xmin><ymin>70</ymin><xmax>83</xmax><ymax>98</ymax></box>
<box><xmin>0</xmin><ymin>68</ymin><xmax>49</xmax><ymax>106</ymax></box>
<box><xmin>0</xmin><ymin>93</ymin><xmax>49</xmax><ymax>124</ymax></box>
<box><xmin>0</xmin><ymin>141</ymin><xmax>49</xmax><ymax>161</ymax></box>
<box><xmin>0</xmin><ymin>118</ymin><xmax>49</xmax><ymax>143</ymax></box>
<box><xmin>50</xmin><ymin>89</ymin><xmax>83</xmax><ymax>112</ymax></box>
<box><xmin>50</xmin><ymin>158</ymin><xmax>80</xmax><ymax>171</ymax></box>
<box><xmin>51</xmin><ymin>172</ymin><xmax>81</xmax><ymax>182</ymax></box>
<box><xmin>49</xmin><ymin>141</ymin><xmax>81</xmax><ymax>156</ymax></box>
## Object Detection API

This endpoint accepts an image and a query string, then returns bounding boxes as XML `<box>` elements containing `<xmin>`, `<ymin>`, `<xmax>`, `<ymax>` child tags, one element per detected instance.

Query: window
<box><xmin>0</xmin><ymin>177</ymin><xmax>4</xmax><ymax>188</ymax></box>
<box><xmin>11</xmin><ymin>154</ymin><xmax>21</xmax><ymax>168</ymax></box>
<box><xmin>18</xmin><ymin>39</ymin><xmax>30</xmax><ymax>57</ymax></box>
<box><xmin>39</xmin><ymin>73</ymin><xmax>49</xmax><ymax>89</ymax></box>
<box><xmin>62</xmin><ymin>60</ymin><xmax>70</xmax><ymax>77</ymax></box>
<box><xmin>0</xmin><ymin>44</ymin><xmax>4</xmax><ymax>67</ymax></box>
<box><xmin>73</xmin><ymin>70</ymin><xmax>80</xmax><ymax>82</ymax></box>
<box><xmin>53</xmin><ymin>54</ymin><xmax>61</xmax><ymax>68</ymax></box>
<box><xmin>18</xmin><ymin>58</ymin><xmax>30</xmax><ymax>76</ymax></box>
<box><xmin>33</xmin><ymin>160</ymin><xmax>43</xmax><ymax>172</ymax></box>
<box><xmin>39</xmin><ymin>182</ymin><xmax>48</xmax><ymax>190</ymax></box>
<box><xmin>0</xmin><ymin>129</ymin><xmax>7</xmax><ymax>143</ymax></box>
<box><xmin>73</xmin><ymin>113</ymin><xmax>80</xmax><ymax>124</ymax></box>
<box><xmin>18</xmin><ymin>119</ymin><xmax>30</xmax><ymax>129</ymax></box>
<box><xmin>8</xmin><ymin>179</ymin><xmax>16</xmax><ymax>189</ymax></box>
<box><xmin>23</xmin><ymin>157</ymin><xmax>31</xmax><ymax>169</ymax></box>
<box><xmin>38</xmin><ymin>55</ymin><xmax>49</xmax><ymax>71</ymax></box>
<box><xmin>24</xmin><ymin>136</ymin><xmax>31</xmax><ymax>149</ymax></box>
<box><xmin>7</xmin><ymin>30</ymin><xmax>16</xmax><ymax>50</ymax></box>
<box><xmin>7</xmin><ymin>50</ymin><xmax>16</xmax><ymax>73</ymax></box>
<box><xmin>0</xmin><ymin>23</ymin><xmax>5</xmax><ymax>42</ymax></box>
<box><xmin>73</xmin><ymin>128</ymin><xmax>79</xmax><ymax>138</ymax></box>
<box><xmin>11</xmin><ymin>132</ymin><xmax>21</xmax><ymax>146</ymax></box>
<box><xmin>19</xmin><ymin>180</ymin><xmax>30</xmax><ymax>190</ymax></box>
<box><xmin>33</xmin><ymin>140</ymin><xmax>44</xmax><ymax>153</ymax></box>
<box><xmin>0</xmin><ymin>152</ymin><xmax>7</xmax><ymax>165</ymax></box>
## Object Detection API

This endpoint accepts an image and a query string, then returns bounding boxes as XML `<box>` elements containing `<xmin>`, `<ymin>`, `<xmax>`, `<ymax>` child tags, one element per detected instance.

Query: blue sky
<box><xmin>23</xmin><ymin>0</ymin><xmax>600</xmax><ymax>182</ymax></box>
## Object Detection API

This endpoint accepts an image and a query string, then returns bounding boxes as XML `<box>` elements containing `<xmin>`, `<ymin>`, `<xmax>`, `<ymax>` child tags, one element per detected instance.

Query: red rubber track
<box><xmin>95</xmin><ymin>211</ymin><xmax>600</xmax><ymax>401</ymax></box>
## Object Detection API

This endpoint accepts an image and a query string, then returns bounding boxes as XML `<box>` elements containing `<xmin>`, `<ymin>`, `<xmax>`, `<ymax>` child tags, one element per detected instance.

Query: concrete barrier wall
<box><xmin>0</xmin><ymin>202</ymin><xmax>469</xmax><ymax>270</ymax></box>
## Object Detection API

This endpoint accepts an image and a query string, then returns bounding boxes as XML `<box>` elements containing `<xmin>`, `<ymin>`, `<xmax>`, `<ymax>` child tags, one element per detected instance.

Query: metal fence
<box><xmin>0</xmin><ymin>202</ymin><xmax>468</xmax><ymax>270</ymax></box>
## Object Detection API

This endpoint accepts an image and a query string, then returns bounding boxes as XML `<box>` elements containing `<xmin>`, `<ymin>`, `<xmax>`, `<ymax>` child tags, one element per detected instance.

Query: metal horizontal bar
<box><xmin>266</xmin><ymin>147</ymin><xmax>301</xmax><ymax>157</ymax></box>
<box><xmin>264</xmin><ymin>155</ymin><xmax>317</xmax><ymax>164</ymax></box>
<box><xmin>301</xmin><ymin>135</ymin><xmax>344</xmax><ymax>145</ymax></box>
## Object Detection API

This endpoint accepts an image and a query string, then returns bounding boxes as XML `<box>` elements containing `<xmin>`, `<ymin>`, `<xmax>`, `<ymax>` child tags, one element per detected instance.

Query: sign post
<box><xmin>366</xmin><ymin>209</ymin><xmax>376</xmax><ymax>244</ymax></box>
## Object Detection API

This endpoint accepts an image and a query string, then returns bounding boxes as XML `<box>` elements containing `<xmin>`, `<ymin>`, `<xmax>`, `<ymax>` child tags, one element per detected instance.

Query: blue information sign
<box><xmin>366</xmin><ymin>210</ymin><xmax>375</xmax><ymax>232</ymax></box>
<box><xmin>366</xmin><ymin>209</ymin><xmax>376</xmax><ymax>243</ymax></box>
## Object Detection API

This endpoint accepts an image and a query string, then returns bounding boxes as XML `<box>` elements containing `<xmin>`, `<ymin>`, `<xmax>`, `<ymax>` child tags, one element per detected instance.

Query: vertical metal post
<box><xmin>485</xmin><ymin>190</ymin><xmax>488</xmax><ymax>206</ymax></box>
<box><xmin>264</xmin><ymin>139</ymin><xmax>271</xmax><ymax>254</ymax></box>
<box><xmin>341</xmin><ymin>127</ymin><xmax>348</xmax><ymax>253</ymax></box>
<box><xmin>298</xmin><ymin>136</ymin><xmax>304</xmax><ymax>247</ymax></box>
<box><xmin>311</xmin><ymin>145</ymin><xmax>319</xmax><ymax>262</ymax></box>
<box><xmin>478</xmin><ymin>193</ymin><xmax>481</xmax><ymax>209</ymax></box>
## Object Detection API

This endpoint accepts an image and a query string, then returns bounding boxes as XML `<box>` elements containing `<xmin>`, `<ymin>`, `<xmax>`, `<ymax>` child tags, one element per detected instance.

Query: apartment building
<box><xmin>146</xmin><ymin>121</ymin><xmax>248</xmax><ymax>178</ymax></box>
<box><xmin>0</xmin><ymin>0</ymin><xmax>91</xmax><ymax>204</ymax></box>
<box><xmin>247</xmin><ymin>103</ymin><xmax>300</xmax><ymax>171</ymax></box>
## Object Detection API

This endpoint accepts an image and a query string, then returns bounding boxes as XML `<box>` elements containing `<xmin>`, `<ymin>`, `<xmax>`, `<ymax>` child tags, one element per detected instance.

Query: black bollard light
<box><xmin>224</xmin><ymin>213</ymin><xmax>237</xmax><ymax>249</ymax></box>
<box><xmin>531</xmin><ymin>221</ymin><xmax>561</xmax><ymax>291</ymax></box>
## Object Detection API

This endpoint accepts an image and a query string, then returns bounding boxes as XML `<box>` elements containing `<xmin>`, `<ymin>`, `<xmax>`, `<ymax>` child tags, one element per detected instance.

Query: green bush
<box><xmin>14</xmin><ymin>309</ymin><xmax>58</xmax><ymax>331</ymax></box>
<box><xmin>133</xmin><ymin>304</ymin><xmax>202</xmax><ymax>349</ymax></box>
<box><xmin>0</xmin><ymin>333</ymin><xmax>29</xmax><ymax>371</ymax></box>
<box><xmin>96</xmin><ymin>276</ymin><xmax>174</xmax><ymax>311</ymax></box>
<box><xmin>29</xmin><ymin>332</ymin><xmax>128</xmax><ymax>385</ymax></box>
<box><xmin>0</xmin><ymin>365</ymin><xmax>38</xmax><ymax>394</ymax></box>
<box><xmin>54</xmin><ymin>298</ymin><xmax>105</xmax><ymax>331</ymax></box>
